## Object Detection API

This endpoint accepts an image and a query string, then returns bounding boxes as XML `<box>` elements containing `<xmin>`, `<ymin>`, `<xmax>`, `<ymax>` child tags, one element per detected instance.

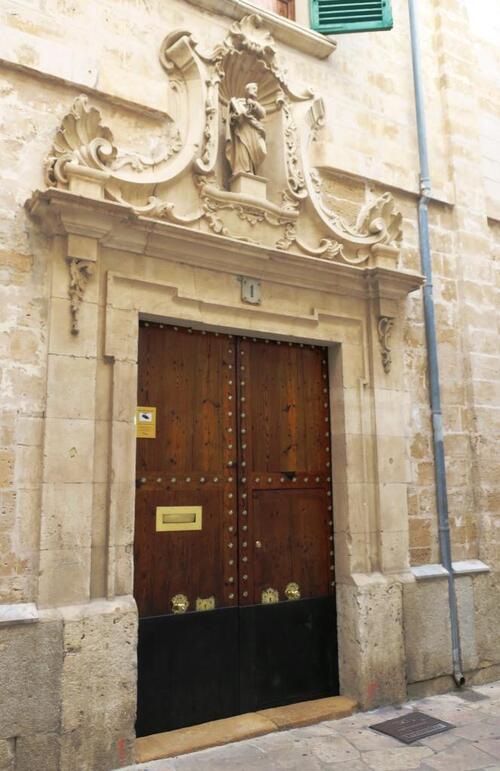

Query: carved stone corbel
<box><xmin>377</xmin><ymin>316</ymin><xmax>394</xmax><ymax>374</ymax></box>
<box><xmin>68</xmin><ymin>258</ymin><xmax>95</xmax><ymax>335</ymax></box>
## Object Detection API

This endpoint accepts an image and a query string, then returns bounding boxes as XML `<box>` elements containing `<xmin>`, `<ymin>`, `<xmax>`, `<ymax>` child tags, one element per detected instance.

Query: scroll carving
<box><xmin>68</xmin><ymin>259</ymin><xmax>95</xmax><ymax>335</ymax></box>
<box><xmin>277</xmin><ymin>92</ymin><xmax>307</xmax><ymax>199</ymax></box>
<box><xmin>276</xmin><ymin>223</ymin><xmax>343</xmax><ymax>260</ymax></box>
<box><xmin>45</xmin><ymin>95</ymin><xmax>182</xmax><ymax>185</ymax></box>
<box><xmin>377</xmin><ymin>316</ymin><xmax>394</xmax><ymax>373</ymax></box>
<box><xmin>111</xmin><ymin>125</ymin><xmax>182</xmax><ymax>172</ymax></box>
<box><xmin>356</xmin><ymin>193</ymin><xmax>403</xmax><ymax>247</ymax></box>
<box><xmin>310</xmin><ymin>171</ymin><xmax>402</xmax><ymax>249</ymax></box>
<box><xmin>194</xmin><ymin>75</ymin><xmax>220</xmax><ymax>174</ymax></box>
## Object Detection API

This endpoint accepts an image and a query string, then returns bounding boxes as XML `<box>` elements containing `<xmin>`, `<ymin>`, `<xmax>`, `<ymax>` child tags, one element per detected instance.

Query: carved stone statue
<box><xmin>225</xmin><ymin>82</ymin><xmax>267</xmax><ymax>176</ymax></box>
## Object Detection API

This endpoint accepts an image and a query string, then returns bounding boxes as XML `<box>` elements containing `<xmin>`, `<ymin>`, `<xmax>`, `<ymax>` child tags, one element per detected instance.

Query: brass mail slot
<box><xmin>156</xmin><ymin>506</ymin><xmax>202</xmax><ymax>532</ymax></box>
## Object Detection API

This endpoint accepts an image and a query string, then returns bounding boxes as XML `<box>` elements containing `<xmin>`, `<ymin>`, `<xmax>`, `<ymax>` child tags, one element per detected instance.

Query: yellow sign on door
<box><xmin>136</xmin><ymin>406</ymin><xmax>156</xmax><ymax>438</ymax></box>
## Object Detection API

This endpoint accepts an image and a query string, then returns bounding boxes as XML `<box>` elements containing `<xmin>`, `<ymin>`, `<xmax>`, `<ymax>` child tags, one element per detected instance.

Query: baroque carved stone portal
<box><xmin>38</xmin><ymin>12</ymin><xmax>407</xmax><ymax>326</ymax></box>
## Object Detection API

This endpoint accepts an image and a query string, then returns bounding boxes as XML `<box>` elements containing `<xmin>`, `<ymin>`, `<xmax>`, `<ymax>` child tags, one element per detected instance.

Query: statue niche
<box><xmin>225</xmin><ymin>82</ymin><xmax>267</xmax><ymax>176</ymax></box>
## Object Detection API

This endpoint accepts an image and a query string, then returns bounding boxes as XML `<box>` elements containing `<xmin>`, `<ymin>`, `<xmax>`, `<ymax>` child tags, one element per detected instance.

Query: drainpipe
<box><xmin>408</xmin><ymin>0</ymin><xmax>465</xmax><ymax>687</ymax></box>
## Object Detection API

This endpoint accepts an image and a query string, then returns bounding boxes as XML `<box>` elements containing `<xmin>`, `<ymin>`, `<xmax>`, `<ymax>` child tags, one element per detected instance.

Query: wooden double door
<box><xmin>134</xmin><ymin>323</ymin><xmax>338</xmax><ymax>737</ymax></box>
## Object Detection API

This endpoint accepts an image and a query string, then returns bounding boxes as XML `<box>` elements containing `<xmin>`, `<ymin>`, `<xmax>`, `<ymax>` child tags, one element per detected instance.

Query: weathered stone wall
<box><xmin>0</xmin><ymin>0</ymin><xmax>498</xmax><ymax>768</ymax></box>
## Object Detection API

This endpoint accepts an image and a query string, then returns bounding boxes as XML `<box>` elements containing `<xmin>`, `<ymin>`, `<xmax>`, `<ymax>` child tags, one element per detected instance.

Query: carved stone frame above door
<box><xmin>27</xmin><ymin>173</ymin><xmax>422</xmax><ymax>708</ymax></box>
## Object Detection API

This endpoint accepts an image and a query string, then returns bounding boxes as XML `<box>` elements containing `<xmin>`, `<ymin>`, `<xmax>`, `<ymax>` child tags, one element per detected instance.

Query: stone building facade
<box><xmin>0</xmin><ymin>0</ymin><xmax>498</xmax><ymax>769</ymax></box>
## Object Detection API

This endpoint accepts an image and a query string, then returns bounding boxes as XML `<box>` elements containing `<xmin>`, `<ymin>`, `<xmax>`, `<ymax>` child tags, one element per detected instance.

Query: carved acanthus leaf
<box><xmin>308</xmin><ymin>98</ymin><xmax>326</xmax><ymax>142</ymax></box>
<box><xmin>275</xmin><ymin>222</ymin><xmax>296</xmax><ymax>251</ymax></box>
<box><xmin>68</xmin><ymin>258</ymin><xmax>95</xmax><ymax>335</ymax></box>
<box><xmin>356</xmin><ymin>192</ymin><xmax>403</xmax><ymax>246</ymax></box>
<box><xmin>105</xmin><ymin>190</ymin><xmax>203</xmax><ymax>224</ymax></box>
<box><xmin>195</xmin><ymin>75</ymin><xmax>221</xmax><ymax>173</ymax></box>
<box><xmin>112</xmin><ymin>125</ymin><xmax>182</xmax><ymax>171</ymax></box>
<box><xmin>195</xmin><ymin>175</ymin><xmax>298</xmax><ymax>228</ymax></box>
<box><xmin>277</xmin><ymin>92</ymin><xmax>307</xmax><ymax>200</ymax></box>
<box><xmin>377</xmin><ymin>316</ymin><xmax>394</xmax><ymax>373</ymax></box>
<box><xmin>45</xmin><ymin>96</ymin><xmax>116</xmax><ymax>186</ymax></box>
<box><xmin>275</xmin><ymin>223</ymin><xmax>344</xmax><ymax>261</ymax></box>
<box><xmin>309</xmin><ymin>170</ymin><xmax>403</xmax><ymax>253</ymax></box>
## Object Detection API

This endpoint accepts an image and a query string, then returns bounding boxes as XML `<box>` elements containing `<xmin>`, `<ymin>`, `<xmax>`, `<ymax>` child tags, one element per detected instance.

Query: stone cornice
<box><xmin>26</xmin><ymin>187</ymin><xmax>424</xmax><ymax>301</ymax></box>
<box><xmin>184</xmin><ymin>0</ymin><xmax>336</xmax><ymax>59</ymax></box>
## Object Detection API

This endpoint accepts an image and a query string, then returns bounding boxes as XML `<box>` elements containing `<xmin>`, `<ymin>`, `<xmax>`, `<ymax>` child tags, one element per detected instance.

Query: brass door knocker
<box><xmin>285</xmin><ymin>582</ymin><xmax>301</xmax><ymax>601</ymax></box>
<box><xmin>171</xmin><ymin>593</ymin><xmax>189</xmax><ymax>614</ymax></box>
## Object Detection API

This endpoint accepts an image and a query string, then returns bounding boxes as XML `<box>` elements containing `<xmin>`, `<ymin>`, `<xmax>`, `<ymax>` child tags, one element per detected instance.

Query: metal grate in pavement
<box><xmin>370</xmin><ymin>710</ymin><xmax>455</xmax><ymax>744</ymax></box>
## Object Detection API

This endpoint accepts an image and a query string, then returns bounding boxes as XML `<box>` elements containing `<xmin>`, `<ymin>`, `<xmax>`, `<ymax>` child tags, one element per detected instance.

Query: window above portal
<box><xmin>186</xmin><ymin>0</ymin><xmax>336</xmax><ymax>59</ymax></box>
<box><xmin>248</xmin><ymin>0</ymin><xmax>296</xmax><ymax>22</ymax></box>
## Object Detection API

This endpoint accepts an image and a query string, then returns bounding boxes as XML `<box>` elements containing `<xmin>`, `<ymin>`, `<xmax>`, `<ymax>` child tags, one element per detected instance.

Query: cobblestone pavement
<box><xmin>125</xmin><ymin>682</ymin><xmax>500</xmax><ymax>771</ymax></box>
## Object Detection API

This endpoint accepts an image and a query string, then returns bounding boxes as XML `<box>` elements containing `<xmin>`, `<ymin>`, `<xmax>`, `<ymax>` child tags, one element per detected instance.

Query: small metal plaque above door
<box><xmin>240</xmin><ymin>276</ymin><xmax>262</xmax><ymax>305</ymax></box>
<box><xmin>156</xmin><ymin>506</ymin><xmax>202</xmax><ymax>532</ymax></box>
<box><xmin>370</xmin><ymin>711</ymin><xmax>454</xmax><ymax>744</ymax></box>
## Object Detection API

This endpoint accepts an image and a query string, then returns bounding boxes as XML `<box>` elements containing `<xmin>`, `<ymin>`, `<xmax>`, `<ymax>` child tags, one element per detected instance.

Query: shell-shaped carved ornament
<box><xmin>45</xmin><ymin>96</ymin><xmax>117</xmax><ymax>186</ymax></box>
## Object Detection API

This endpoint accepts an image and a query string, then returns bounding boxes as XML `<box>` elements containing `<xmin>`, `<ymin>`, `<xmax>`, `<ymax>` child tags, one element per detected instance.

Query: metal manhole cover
<box><xmin>370</xmin><ymin>710</ymin><xmax>454</xmax><ymax>744</ymax></box>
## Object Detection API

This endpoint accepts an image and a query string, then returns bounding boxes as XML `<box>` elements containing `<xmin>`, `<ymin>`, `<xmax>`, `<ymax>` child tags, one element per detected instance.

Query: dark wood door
<box><xmin>134</xmin><ymin>324</ymin><xmax>337</xmax><ymax>737</ymax></box>
<box><xmin>135</xmin><ymin>325</ymin><xmax>237</xmax><ymax>618</ymax></box>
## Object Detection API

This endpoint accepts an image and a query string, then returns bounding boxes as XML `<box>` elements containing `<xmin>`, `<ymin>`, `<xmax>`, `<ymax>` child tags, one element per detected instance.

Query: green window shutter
<box><xmin>310</xmin><ymin>0</ymin><xmax>393</xmax><ymax>34</ymax></box>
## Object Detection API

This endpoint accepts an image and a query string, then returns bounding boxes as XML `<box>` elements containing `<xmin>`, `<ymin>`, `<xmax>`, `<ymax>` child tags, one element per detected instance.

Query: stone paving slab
<box><xmin>135</xmin><ymin>696</ymin><xmax>357</xmax><ymax>762</ymax></box>
<box><xmin>121</xmin><ymin>681</ymin><xmax>500</xmax><ymax>771</ymax></box>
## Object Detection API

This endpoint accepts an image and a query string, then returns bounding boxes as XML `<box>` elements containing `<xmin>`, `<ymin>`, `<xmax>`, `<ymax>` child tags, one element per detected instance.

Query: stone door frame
<box><xmin>27</xmin><ymin>187</ymin><xmax>422</xmax><ymax>735</ymax></box>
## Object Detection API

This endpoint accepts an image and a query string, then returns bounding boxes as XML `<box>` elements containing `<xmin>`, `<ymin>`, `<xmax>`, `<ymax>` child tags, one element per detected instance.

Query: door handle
<box><xmin>255</xmin><ymin>540</ymin><xmax>262</xmax><ymax>549</ymax></box>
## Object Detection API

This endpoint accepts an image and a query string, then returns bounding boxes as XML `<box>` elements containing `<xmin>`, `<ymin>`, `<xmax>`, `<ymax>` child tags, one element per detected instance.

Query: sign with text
<box><xmin>136</xmin><ymin>406</ymin><xmax>156</xmax><ymax>439</ymax></box>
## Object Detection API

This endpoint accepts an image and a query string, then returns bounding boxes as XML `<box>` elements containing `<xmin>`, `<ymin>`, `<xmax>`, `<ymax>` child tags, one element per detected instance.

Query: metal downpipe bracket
<box><xmin>409</xmin><ymin>0</ymin><xmax>465</xmax><ymax>688</ymax></box>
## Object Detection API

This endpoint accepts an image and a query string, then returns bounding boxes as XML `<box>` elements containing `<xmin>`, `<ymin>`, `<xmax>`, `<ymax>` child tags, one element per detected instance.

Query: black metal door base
<box><xmin>136</xmin><ymin>607</ymin><xmax>239</xmax><ymax>737</ymax></box>
<box><xmin>239</xmin><ymin>596</ymin><xmax>338</xmax><ymax>713</ymax></box>
<box><xmin>136</xmin><ymin>596</ymin><xmax>338</xmax><ymax>737</ymax></box>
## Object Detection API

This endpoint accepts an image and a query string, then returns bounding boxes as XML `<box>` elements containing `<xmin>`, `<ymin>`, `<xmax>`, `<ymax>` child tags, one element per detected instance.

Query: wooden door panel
<box><xmin>238</xmin><ymin>338</ymin><xmax>333</xmax><ymax>606</ymax></box>
<box><xmin>241</xmin><ymin>341</ymin><xmax>329</xmax><ymax>474</ymax></box>
<box><xmin>252</xmin><ymin>488</ymin><xmax>332</xmax><ymax>602</ymax></box>
<box><xmin>135</xmin><ymin>324</ymin><xmax>237</xmax><ymax>617</ymax></box>
<box><xmin>134</xmin><ymin>486</ymin><xmax>229</xmax><ymax>617</ymax></box>
<box><xmin>137</xmin><ymin>325</ymin><xmax>233</xmax><ymax>475</ymax></box>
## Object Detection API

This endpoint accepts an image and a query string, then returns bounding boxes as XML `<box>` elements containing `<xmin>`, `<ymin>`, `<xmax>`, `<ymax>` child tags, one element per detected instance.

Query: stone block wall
<box><xmin>0</xmin><ymin>598</ymin><xmax>137</xmax><ymax>771</ymax></box>
<box><xmin>0</xmin><ymin>0</ymin><xmax>498</xmax><ymax>768</ymax></box>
